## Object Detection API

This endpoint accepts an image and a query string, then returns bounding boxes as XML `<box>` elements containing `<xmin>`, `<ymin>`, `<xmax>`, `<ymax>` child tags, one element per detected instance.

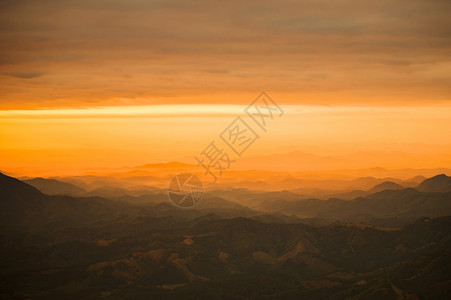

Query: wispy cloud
<box><xmin>0</xmin><ymin>0</ymin><xmax>450</xmax><ymax>108</ymax></box>
<box><xmin>5</xmin><ymin>71</ymin><xmax>45</xmax><ymax>79</ymax></box>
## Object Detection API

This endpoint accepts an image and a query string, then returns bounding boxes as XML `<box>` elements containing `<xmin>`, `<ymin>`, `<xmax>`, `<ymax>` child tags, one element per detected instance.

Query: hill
<box><xmin>328</xmin><ymin>180</ymin><xmax>405</xmax><ymax>200</ymax></box>
<box><xmin>23</xmin><ymin>177</ymin><xmax>87</xmax><ymax>196</ymax></box>
<box><xmin>237</xmin><ymin>175</ymin><xmax>451</xmax><ymax>227</ymax></box>
<box><xmin>1</xmin><ymin>172</ymin><xmax>451</xmax><ymax>299</ymax></box>
<box><xmin>367</xmin><ymin>181</ymin><xmax>404</xmax><ymax>193</ymax></box>
<box><xmin>416</xmin><ymin>174</ymin><xmax>451</xmax><ymax>193</ymax></box>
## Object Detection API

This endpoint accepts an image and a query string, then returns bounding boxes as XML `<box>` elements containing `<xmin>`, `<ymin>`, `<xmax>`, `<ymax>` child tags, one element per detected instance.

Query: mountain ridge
<box><xmin>23</xmin><ymin>177</ymin><xmax>87</xmax><ymax>196</ymax></box>
<box><xmin>416</xmin><ymin>173</ymin><xmax>451</xmax><ymax>193</ymax></box>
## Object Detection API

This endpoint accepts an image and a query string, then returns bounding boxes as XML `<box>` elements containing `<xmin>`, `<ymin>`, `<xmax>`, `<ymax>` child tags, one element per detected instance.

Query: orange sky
<box><xmin>0</xmin><ymin>1</ymin><xmax>450</xmax><ymax>176</ymax></box>
<box><xmin>1</xmin><ymin>104</ymin><xmax>451</xmax><ymax>176</ymax></box>
<box><xmin>1</xmin><ymin>0</ymin><xmax>450</xmax><ymax>109</ymax></box>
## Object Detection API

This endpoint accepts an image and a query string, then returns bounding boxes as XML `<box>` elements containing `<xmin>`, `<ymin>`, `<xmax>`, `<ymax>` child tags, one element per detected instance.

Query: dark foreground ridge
<box><xmin>0</xmin><ymin>172</ymin><xmax>450</xmax><ymax>299</ymax></box>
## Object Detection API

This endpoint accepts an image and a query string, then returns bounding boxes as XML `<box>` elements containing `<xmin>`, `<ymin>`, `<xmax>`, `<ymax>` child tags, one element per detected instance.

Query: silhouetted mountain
<box><xmin>327</xmin><ymin>189</ymin><xmax>368</xmax><ymax>200</ymax></box>
<box><xmin>0</xmin><ymin>172</ymin><xmax>42</xmax><ymax>198</ymax></box>
<box><xmin>1</xmin><ymin>201</ymin><xmax>450</xmax><ymax>298</ymax></box>
<box><xmin>0</xmin><ymin>172</ymin><xmax>134</xmax><ymax>232</ymax></box>
<box><xmin>0</xmin><ymin>172</ymin><xmax>45</xmax><ymax>224</ymax></box>
<box><xmin>327</xmin><ymin>181</ymin><xmax>404</xmax><ymax>200</ymax></box>
<box><xmin>402</xmin><ymin>175</ymin><xmax>427</xmax><ymax>187</ymax></box>
<box><xmin>0</xmin><ymin>173</ymin><xmax>272</xmax><ymax>232</ymax></box>
<box><xmin>367</xmin><ymin>181</ymin><xmax>404</xmax><ymax>193</ymax></box>
<box><xmin>84</xmin><ymin>185</ymin><xmax>160</xmax><ymax>198</ymax></box>
<box><xmin>416</xmin><ymin>174</ymin><xmax>451</xmax><ymax>193</ymax></box>
<box><xmin>23</xmin><ymin>177</ymin><xmax>87</xmax><ymax>196</ymax></box>
<box><xmin>251</xmin><ymin>179</ymin><xmax>451</xmax><ymax>226</ymax></box>
<box><xmin>1</xmin><ymin>172</ymin><xmax>451</xmax><ymax>299</ymax></box>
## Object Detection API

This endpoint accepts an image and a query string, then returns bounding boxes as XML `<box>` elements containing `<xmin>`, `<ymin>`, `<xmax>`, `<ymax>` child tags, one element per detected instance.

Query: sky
<box><xmin>0</xmin><ymin>0</ymin><xmax>450</xmax><ymax>176</ymax></box>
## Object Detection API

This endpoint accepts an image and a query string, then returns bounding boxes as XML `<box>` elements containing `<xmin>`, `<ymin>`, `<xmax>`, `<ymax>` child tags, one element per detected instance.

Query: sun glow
<box><xmin>1</xmin><ymin>104</ymin><xmax>450</xmax><ymax>177</ymax></box>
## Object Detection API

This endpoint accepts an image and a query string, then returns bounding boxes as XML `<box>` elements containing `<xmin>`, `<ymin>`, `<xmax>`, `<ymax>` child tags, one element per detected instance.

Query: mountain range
<box><xmin>0</xmin><ymin>172</ymin><xmax>450</xmax><ymax>299</ymax></box>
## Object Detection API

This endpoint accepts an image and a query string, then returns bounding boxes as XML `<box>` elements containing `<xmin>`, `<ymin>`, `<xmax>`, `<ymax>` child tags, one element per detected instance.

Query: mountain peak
<box><xmin>417</xmin><ymin>174</ymin><xmax>451</xmax><ymax>193</ymax></box>
<box><xmin>23</xmin><ymin>177</ymin><xmax>86</xmax><ymax>196</ymax></box>
<box><xmin>0</xmin><ymin>172</ymin><xmax>44</xmax><ymax>217</ymax></box>
<box><xmin>432</xmin><ymin>174</ymin><xmax>448</xmax><ymax>179</ymax></box>
<box><xmin>0</xmin><ymin>172</ymin><xmax>42</xmax><ymax>196</ymax></box>
<box><xmin>368</xmin><ymin>181</ymin><xmax>404</xmax><ymax>194</ymax></box>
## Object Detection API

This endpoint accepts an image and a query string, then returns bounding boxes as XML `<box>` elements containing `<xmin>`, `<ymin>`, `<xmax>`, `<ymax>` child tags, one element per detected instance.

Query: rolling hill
<box><xmin>416</xmin><ymin>174</ymin><xmax>451</xmax><ymax>193</ymax></box>
<box><xmin>1</xmin><ymin>172</ymin><xmax>450</xmax><ymax>299</ymax></box>
<box><xmin>23</xmin><ymin>177</ymin><xmax>87</xmax><ymax>196</ymax></box>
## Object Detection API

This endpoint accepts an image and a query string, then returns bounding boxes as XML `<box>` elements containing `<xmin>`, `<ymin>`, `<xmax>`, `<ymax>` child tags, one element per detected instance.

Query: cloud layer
<box><xmin>1</xmin><ymin>0</ymin><xmax>450</xmax><ymax>108</ymax></box>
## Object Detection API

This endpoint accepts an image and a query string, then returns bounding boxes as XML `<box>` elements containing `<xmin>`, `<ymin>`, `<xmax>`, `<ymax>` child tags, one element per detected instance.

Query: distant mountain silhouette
<box><xmin>245</xmin><ymin>175</ymin><xmax>451</xmax><ymax>226</ymax></box>
<box><xmin>0</xmin><ymin>173</ymin><xmax>272</xmax><ymax>232</ymax></box>
<box><xmin>367</xmin><ymin>181</ymin><xmax>404</xmax><ymax>193</ymax></box>
<box><xmin>416</xmin><ymin>174</ymin><xmax>451</xmax><ymax>193</ymax></box>
<box><xmin>23</xmin><ymin>177</ymin><xmax>86</xmax><ymax>196</ymax></box>
<box><xmin>328</xmin><ymin>181</ymin><xmax>405</xmax><ymax>200</ymax></box>
<box><xmin>1</xmin><ymin>172</ymin><xmax>451</xmax><ymax>298</ymax></box>
<box><xmin>407</xmin><ymin>175</ymin><xmax>427</xmax><ymax>184</ymax></box>
<box><xmin>289</xmin><ymin>176</ymin><xmax>416</xmax><ymax>197</ymax></box>
<box><xmin>0</xmin><ymin>172</ymin><xmax>131</xmax><ymax>232</ymax></box>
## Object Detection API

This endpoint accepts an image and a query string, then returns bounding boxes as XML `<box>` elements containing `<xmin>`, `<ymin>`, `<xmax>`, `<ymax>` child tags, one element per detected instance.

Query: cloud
<box><xmin>6</xmin><ymin>71</ymin><xmax>45</xmax><ymax>79</ymax></box>
<box><xmin>203</xmin><ymin>69</ymin><xmax>229</xmax><ymax>74</ymax></box>
<box><xmin>0</xmin><ymin>0</ymin><xmax>450</xmax><ymax>108</ymax></box>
